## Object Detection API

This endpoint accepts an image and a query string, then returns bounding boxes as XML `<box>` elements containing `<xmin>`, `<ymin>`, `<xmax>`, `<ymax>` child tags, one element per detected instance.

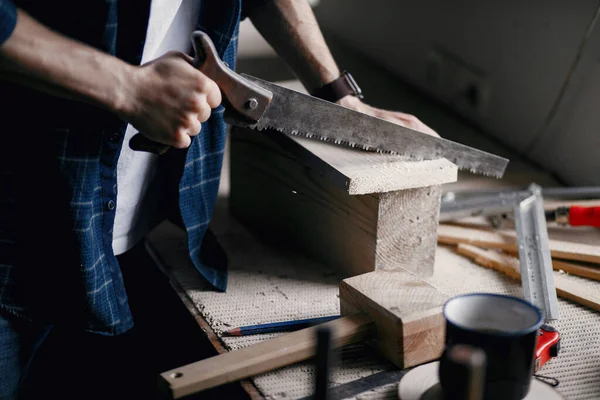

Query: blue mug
<box><xmin>439</xmin><ymin>293</ymin><xmax>543</xmax><ymax>400</ymax></box>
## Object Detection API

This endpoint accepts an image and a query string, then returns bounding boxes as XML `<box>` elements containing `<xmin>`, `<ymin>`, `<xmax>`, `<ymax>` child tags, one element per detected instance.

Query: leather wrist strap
<box><xmin>311</xmin><ymin>71</ymin><xmax>364</xmax><ymax>103</ymax></box>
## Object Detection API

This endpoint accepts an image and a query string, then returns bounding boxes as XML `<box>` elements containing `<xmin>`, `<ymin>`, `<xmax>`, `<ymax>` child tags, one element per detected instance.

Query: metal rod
<box><xmin>513</xmin><ymin>184</ymin><xmax>560</xmax><ymax>322</ymax></box>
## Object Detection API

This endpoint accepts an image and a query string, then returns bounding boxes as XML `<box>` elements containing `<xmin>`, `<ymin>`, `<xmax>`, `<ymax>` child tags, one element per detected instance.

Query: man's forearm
<box><xmin>249</xmin><ymin>0</ymin><xmax>340</xmax><ymax>93</ymax></box>
<box><xmin>0</xmin><ymin>9</ymin><xmax>134</xmax><ymax>114</ymax></box>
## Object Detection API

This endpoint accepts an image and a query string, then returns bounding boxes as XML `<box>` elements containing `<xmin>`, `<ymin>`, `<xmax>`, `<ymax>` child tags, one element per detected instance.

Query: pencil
<box><xmin>223</xmin><ymin>315</ymin><xmax>340</xmax><ymax>336</ymax></box>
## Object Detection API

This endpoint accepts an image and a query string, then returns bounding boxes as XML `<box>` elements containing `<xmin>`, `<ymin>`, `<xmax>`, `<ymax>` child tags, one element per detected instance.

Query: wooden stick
<box><xmin>552</xmin><ymin>259</ymin><xmax>600</xmax><ymax>282</ymax></box>
<box><xmin>158</xmin><ymin>314</ymin><xmax>376</xmax><ymax>399</ymax></box>
<box><xmin>456</xmin><ymin>244</ymin><xmax>600</xmax><ymax>312</ymax></box>
<box><xmin>438</xmin><ymin>224</ymin><xmax>600</xmax><ymax>264</ymax></box>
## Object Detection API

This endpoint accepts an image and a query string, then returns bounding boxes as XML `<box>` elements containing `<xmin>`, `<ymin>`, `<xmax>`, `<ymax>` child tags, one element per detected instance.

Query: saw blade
<box><xmin>243</xmin><ymin>75</ymin><xmax>508</xmax><ymax>178</ymax></box>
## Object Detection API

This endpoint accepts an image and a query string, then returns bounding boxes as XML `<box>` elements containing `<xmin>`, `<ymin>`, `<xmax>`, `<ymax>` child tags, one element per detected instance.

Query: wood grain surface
<box><xmin>286</xmin><ymin>135</ymin><xmax>457</xmax><ymax>195</ymax></box>
<box><xmin>375</xmin><ymin>186</ymin><xmax>441</xmax><ymax>276</ymax></box>
<box><xmin>341</xmin><ymin>270</ymin><xmax>449</xmax><ymax>368</ymax></box>
<box><xmin>456</xmin><ymin>244</ymin><xmax>600</xmax><ymax>312</ymax></box>
<box><xmin>438</xmin><ymin>224</ymin><xmax>600</xmax><ymax>264</ymax></box>
<box><xmin>159</xmin><ymin>314</ymin><xmax>376</xmax><ymax>398</ymax></box>
<box><xmin>230</xmin><ymin>128</ymin><xmax>449</xmax><ymax>277</ymax></box>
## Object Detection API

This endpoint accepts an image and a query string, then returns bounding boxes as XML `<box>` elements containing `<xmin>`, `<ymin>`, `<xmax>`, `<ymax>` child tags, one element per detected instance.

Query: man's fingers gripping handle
<box><xmin>130</xmin><ymin>31</ymin><xmax>273</xmax><ymax>155</ymax></box>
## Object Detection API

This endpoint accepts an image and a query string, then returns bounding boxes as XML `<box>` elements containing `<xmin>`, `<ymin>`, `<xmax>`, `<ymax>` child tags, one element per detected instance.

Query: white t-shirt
<box><xmin>112</xmin><ymin>0</ymin><xmax>202</xmax><ymax>255</ymax></box>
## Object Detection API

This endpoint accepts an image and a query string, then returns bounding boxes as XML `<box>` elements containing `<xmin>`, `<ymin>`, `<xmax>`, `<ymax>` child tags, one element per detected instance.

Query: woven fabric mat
<box><xmin>146</xmin><ymin>205</ymin><xmax>600</xmax><ymax>400</ymax></box>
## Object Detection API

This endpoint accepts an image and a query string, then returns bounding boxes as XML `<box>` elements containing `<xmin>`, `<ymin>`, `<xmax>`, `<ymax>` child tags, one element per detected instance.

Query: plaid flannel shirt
<box><xmin>0</xmin><ymin>0</ymin><xmax>268</xmax><ymax>335</ymax></box>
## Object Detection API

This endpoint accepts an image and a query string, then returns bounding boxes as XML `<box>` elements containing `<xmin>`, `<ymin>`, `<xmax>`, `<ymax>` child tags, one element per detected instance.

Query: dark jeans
<box><xmin>0</xmin><ymin>241</ymin><xmax>210</xmax><ymax>400</ymax></box>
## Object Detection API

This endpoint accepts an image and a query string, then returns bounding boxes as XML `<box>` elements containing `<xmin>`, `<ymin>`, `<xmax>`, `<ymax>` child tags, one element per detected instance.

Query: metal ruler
<box><xmin>513</xmin><ymin>184</ymin><xmax>559</xmax><ymax>321</ymax></box>
<box><xmin>440</xmin><ymin>183</ymin><xmax>561</xmax><ymax>322</ymax></box>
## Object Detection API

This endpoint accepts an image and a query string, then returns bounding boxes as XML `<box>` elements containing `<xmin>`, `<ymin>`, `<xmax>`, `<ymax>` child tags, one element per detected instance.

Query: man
<box><xmin>0</xmin><ymin>0</ymin><xmax>437</xmax><ymax>398</ymax></box>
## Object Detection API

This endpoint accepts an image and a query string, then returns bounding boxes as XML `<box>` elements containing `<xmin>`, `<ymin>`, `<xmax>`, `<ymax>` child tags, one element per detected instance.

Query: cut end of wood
<box><xmin>340</xmin><ymin>270</ymin><xmax>448</xmax><ymax>368</ymax></box>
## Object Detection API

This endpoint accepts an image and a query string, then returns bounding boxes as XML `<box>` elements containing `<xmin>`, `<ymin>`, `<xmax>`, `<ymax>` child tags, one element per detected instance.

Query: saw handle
<box><xmin>158</xmin><ymin>314</ymin><xmax>375</xmax><ymax>399</ymax></box>
<box><xmin>129</xmin><ymin>31</ymin><xmax>273</xmax><ymax>154</ymax></box>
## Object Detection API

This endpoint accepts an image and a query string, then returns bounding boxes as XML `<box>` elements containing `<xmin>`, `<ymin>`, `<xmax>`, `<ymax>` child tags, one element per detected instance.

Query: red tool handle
<box><xmin>569</xmin><ymin>206</ymin><xmax>600</xmax><ymax>227</ymax></box>
<box><xmin>534</xmin><ymin>325</ymin><xmax>560</xmax><ymax>372</ymax></box>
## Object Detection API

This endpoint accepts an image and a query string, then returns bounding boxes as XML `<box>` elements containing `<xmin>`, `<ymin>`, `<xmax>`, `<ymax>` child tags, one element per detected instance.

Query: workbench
<box><xmin>147</xmin><ymin>191</ymin><xmax>600</xmax><ymax>400</ymax></box>
<box><xmin>147</xmin><ymin>39</ymin><xmax>600</xmax><ymax>399</ymax></box>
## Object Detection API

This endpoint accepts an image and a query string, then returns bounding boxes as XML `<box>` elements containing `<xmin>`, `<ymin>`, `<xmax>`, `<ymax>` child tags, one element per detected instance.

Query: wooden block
<box><xmin>340</xmin><ymin>270</ymin><xmax>449</xmax><ymax>368</ymax></box>
<box><xmin>456</xmin><ymin>244</ymin><xmax>600</xmax><ymax>313</ymax></box>
<box><xmin>438</xmin><ymin>224</ymin><xmax>600</xmax><ymax>264</ymax></box>
<box><xmin>230</xmin><ymin>128</ymin><xmax>457</xmax><ymax>277</ymax></box>
<box><xmin>158</xmin><ymin>270</ymin><xmax>450</xmax><ymax>398</ymax></box>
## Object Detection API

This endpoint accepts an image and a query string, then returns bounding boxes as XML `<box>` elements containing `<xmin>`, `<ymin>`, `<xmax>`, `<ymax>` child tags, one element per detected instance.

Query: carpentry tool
<box><xmin>514</xmin><ymin>184</ymin><xmax>559</xmax><ymax>322</ymax></box>
<box><xmin>546</xmin><ymin>206</ymin><xmax>600</xmax><ymax>227</ymax></box>
<box><xmin>222</xmin><ymin>315</ymin><xmax>340</xmax><ymax>336</ymax></box>
<box><xmin>130</xmin><ymin>31</ymin><xmax>509</xmax><ymax>178</ymax></box>
<box><xmin>442</xmin><ymin>184</ymin><xmax>560</xmax><ymax>321</ymax></box>
<box><xmin>440</xmin><ymin>186</ymin><xmax>600</xmax><ymax>222</ymax></box>
<box><xmin>157</xmin><ymin>270</ymin><xmax>449</xmax><ymax>398</ymax></box>
<box><xmin>535</xmin><ymin>325</ymin><xmax>560</xmax><ymax>372</ymax></box>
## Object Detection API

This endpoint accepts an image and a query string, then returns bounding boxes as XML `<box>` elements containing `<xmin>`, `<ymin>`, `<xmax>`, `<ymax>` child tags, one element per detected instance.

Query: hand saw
<box><xmin>130</xmin><ymin>31</ymin><xmax>508</xmax><ymax>178</ymax></box>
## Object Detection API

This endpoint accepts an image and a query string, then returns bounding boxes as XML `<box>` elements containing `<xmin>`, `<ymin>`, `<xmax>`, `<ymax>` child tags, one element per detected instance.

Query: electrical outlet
<box><xmin>425</xmin><ymin>48</ymin><xmax>491</xmax><ymax>120</ymax></box>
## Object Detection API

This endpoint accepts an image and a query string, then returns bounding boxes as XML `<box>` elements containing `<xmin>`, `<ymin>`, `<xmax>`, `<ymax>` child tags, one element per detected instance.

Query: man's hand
<box><xmin>0</xmin><ymin>10</ymin><xmax>221</xmax><ymax>149</ymax></box>
<box><xmin>249</xmin><ymin>0</ymin><xmax>439</xmax><ymax>138</ymax></box>
<box><xmin>119</xmin><ymin>52</ymin><xmax>222</xmax><ymax>149</ymax></box>
<box><xmin>337</xmin><ymin>95</ymin><xmax>439</xmax><ymax>137</ymax></box>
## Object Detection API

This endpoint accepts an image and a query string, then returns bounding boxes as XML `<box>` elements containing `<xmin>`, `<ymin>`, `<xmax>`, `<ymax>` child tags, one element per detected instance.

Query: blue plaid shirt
<box><xmin>0</xmin><ymin>0</ymin><xmax>268</xmax><ymax>335</ymax></box>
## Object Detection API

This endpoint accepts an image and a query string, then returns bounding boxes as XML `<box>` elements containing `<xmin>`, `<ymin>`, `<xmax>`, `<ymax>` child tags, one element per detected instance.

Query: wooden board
<box><xmin>285</xmin><ymin>135</ymin><xmax>457</xmax><ymax>195</ymax></box>
<box><xmin>340</xmin><ymin>270</ymin><xmax>449</xmax><ymax>368</ymax></box>
<box><xmin>159</xmin><ymin>314</ymin><xmax>375</xmax><ymax>399</ymax></box>
<box><xmin>230</xmin><ymin>128</ymin><xmax>449</xmax><ymax>277</ymax></box>
<box><xmin>438</xmin><ymin>224</ymin><xmax>600</xmax><ymax>264</ymax></box>
<box><xmin>552</xmin><ymin>259</ymin><xmax>600</xmax><ymax>282</ymax></box>
<box><xmin>268</xmin><ymin>80</ymin><xmax>459</xmax><ymax>196</ymax></box>
<box><xmin>456</xmin><ymin>244</ymin><xmax>600</xmax><ymax>312</ymax></box>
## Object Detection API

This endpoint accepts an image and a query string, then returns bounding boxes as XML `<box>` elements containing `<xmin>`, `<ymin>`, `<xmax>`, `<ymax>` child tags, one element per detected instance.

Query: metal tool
<box><xmin>441</xmin><ymin>184</ymin><xmax>560</xmax><ymax>322</ymax></box>
<box><xmin>440</xmin><ymin>186</ymin><xmax>600</xmax><ymax>222</ymax></box>
<box><xmin>513</xmin><ymin>184</ymin><xmax>559</xmax><ymax>321</ymax></box>
<box><xmin>535</xmin><ymin>325</ymin><xmax>561</xmax><ymax>372</ymax></box>
<box><xmin>130</xmin><ymin>31</ymin><xmax>509</xmax><ymax>178</ymax></box>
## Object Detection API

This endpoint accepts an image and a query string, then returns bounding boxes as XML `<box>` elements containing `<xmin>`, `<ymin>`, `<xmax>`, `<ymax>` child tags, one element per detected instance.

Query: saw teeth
<box><xmin>255</xmin><ymin>125</ymin><xmax>504</xmax><ymax>179</ymax></box>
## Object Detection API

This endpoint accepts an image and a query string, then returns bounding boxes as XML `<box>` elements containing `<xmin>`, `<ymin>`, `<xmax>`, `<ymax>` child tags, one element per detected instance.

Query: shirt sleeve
<box><xmin>241</xmin><ymin>0</ymin><xmax>272</xmax><ymax>20</ymax></box>
<box><xmin>0</xmin><ymin>0</ymin><xmax>17</xmax><ymax>46</ymax></box>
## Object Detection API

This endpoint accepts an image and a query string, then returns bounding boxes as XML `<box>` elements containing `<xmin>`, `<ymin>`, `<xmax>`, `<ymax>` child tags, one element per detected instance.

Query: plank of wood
<box><xmin>231</xmin><ymin>128</ymin><xmax>445</xmax><ymax>277</ymax></box>
<box><xmin>270</xmin><ymin>80</ymin><xmax>459</xmax><ymax>196</ymax></box>
<box><xmin>286</xmin><ymin>136</ymin><xmax>457</xmax><ymax>195</ymax></box>
<box><xmin>456</xmin><ymin>244</ymin><xmax>600</xmax><ymax>312</ymax></box>
<box><xmin>159</xmin><ymin>314</ymin><xmax>375</xmax><ymax>399</ymax></box>
<box><xmin>552</xmin><ymin>259</ymin><xmax>600</xmax><ymax>282</ymax></box>
<box><xmin>158</xmin><ymin>269</ymin><xmax>449</xmax><ymax>398</ymax></box>
<box><xmin>340</xmin><ymin>270</ymin><xmax>449</xmax><ymax>368</ymax></box>
<box><xmin>438</xmin><ymin>224</ymin><xmax>600</xmax><ymax>264</ymax></box>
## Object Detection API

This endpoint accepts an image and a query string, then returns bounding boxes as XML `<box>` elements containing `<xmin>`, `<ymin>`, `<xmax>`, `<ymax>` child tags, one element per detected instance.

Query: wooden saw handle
<box><xmin>158</xmin><ymin>314</ymin><xmax>375</xmax><ymax>399</ymax></box>
<box><xmin>129</xmin><ymin>31</ymin><xmax>273</xmax><ymax>154</ymax></box>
